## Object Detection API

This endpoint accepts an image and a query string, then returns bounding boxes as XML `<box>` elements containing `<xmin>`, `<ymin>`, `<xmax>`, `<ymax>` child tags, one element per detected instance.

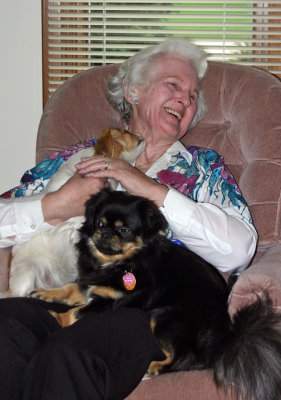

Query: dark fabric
<box><xmin>0</xmin><ymin>298</ymin><xmax>163</xmax><ymax>400</ymax></box>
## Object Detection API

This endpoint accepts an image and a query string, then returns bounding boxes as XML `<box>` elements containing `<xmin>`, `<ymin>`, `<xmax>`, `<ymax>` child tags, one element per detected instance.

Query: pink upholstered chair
<box><xmin>1</xmin><ymin>61</ymin><xmax>281</xmax><ymax>399</ymax></box>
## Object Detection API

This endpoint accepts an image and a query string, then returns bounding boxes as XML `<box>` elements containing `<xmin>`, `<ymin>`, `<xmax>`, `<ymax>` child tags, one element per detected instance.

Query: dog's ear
<box><xmin>95</xmin><ymin>129</ymin><xmax>115</xmax><ymax>157</ymax></box>
<box><xmin>95</xmin><ymin>128</ymin><xmax>128</xmax><ymax>158</ymax></box>
<box><xmin>139</xmin><ymin>200</ymin><xmax>168</xmax><ymax>239</ymax></box>
<box><xmin>83</xmin><ymin>189</ymin><xmax>110</xmax><ymax>229</ymax></box>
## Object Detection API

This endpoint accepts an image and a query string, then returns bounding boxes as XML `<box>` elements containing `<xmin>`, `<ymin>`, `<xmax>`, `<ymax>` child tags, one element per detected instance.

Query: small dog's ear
<box><xmin>95</xmin><ymin>129</ymin><xmax>114</xmax><ymax>157</ymax></box>
<box><xmin>139</xmin><ymin>200</ymin><xmax>168</xmax><ymax>239</ymax></box>
<box><xmin>83</xmin><ymin>189</ymin><xmax>110</xmax><ymax>229</ymax></box>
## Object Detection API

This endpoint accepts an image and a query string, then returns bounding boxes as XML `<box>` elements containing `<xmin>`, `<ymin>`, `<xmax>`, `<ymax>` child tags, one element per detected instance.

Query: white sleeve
<box><xmin>160</xmin><ymin>188</ymin><xmax>258</xmax><ymax>274</ymax></box>
<box><xmin>0</xmin><ymin>194</ymin><xmax>52</xmax><ymax>248</ymax></box>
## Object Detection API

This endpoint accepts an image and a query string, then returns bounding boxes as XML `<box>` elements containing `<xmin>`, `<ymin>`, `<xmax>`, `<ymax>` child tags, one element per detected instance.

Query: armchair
<box><xmin>1</xmin><ymin>60</ymin><xmax>281</xmax><ymax>399</ymax></box>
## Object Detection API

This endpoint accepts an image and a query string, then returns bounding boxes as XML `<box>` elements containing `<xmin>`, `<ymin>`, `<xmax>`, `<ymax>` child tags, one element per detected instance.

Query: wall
<box><xmin>0</xmin><ymin>1</ymin><xmax>42</xmax><ymax>194</ymax></box>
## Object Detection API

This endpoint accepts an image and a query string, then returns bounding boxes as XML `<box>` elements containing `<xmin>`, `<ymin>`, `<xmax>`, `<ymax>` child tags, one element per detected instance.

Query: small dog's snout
<box><xmin>101</xmin><ymin>230</ymin><xmax>112</xmax><ymax>242</ymax></box>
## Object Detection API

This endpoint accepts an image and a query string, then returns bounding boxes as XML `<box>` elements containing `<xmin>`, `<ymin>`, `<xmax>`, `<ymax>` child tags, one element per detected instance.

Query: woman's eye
<box><xmin>190</xmin><ymin>92</ymin><xmax>198</xmax><ymax>103</ymax></box>
<box><xmin>167</xmin><ymin>82</ymin><xmax>177</xmax><ymax>89</ymax></box>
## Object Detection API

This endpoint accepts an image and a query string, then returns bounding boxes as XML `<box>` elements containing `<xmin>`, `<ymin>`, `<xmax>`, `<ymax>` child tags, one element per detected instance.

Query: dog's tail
<box><xmin>213</xmin><ymin>297</ymin><xmax>281</xmax><ymax>400</ymax></box>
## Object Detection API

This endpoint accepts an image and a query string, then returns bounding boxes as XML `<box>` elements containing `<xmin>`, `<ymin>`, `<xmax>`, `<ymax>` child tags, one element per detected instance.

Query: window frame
<box><xmin>42</xmin><ymin>0</ymin><xmax>281</xmax><ymax>107</ymax></box>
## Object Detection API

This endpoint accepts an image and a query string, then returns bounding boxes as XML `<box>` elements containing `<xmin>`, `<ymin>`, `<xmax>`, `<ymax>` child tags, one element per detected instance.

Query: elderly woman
<box><xmin>0</xmin><ymin>38</ymin><xmax>257</xmax><ymax>400</ymax></box>
<box><xmin>74</xmin><ymin>38</ymin><xmax>257</xmax><ymax>273</ymax></box>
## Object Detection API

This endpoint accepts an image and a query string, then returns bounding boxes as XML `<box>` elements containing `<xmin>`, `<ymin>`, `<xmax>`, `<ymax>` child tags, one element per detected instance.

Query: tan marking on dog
<box><xmin>91</xmin><ymin>233</ymin><xmax>123</xmax><ymax>254</ymax></box>
<box><xmin>90</xmin><ymin>238</ymin><xmax>143</xmax><ymax>266</ymax></box>
<box><xmin>30</xmin><ymin>283</ymin><xmax>86</xmax><ymax>306</ymax></box>
<box><xmin>101</xmin><ymin>216</ymin><xmax>107</xmax><ymax>225</ymax></box>
<box><xmin>50</xmin><ymin>306</ymin><xmax>82</xmax><ymax>327</ymax></box>
<box><xmin>48</xmin><ymin>286</ymin><xmax>124</xmax><ymax>327</ymax></box>
<box><xmin>147</xmin><ymin>348</ymin><xmax>173</xmax><ymax>376</ymax></box>
<box><xmin>92</xmin><ymin>230</ymin><xmax>121</xmax><ymax>247</ymax></box>
<box><xmin>150</xmin><ymin>318</ymin><xmax>157</xmax><ymax>333</ymax></box>
<box><xmin>88</xmin><ymin>285</ymin><xmax>124</xmax><ymax>299</ymax></box>
<box><xmin>114</xmin><ymin>220</ymin><xmax>124</xmax><ymax>227</ymax></box>
<box><xmin>148</xmin><ymin>318</ymin><xmax>173</xmax><ymax>376</ymax></box>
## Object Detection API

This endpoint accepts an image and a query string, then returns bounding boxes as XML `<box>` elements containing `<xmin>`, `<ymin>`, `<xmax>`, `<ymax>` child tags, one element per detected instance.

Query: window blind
<box><xmin>43</xmin><ymin>0</ymin><xmax>281</xmax><ymax>104</ymax></box>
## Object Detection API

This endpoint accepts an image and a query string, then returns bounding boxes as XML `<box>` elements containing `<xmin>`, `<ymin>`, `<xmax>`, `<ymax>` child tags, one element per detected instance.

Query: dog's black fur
<box><xmin>33</xmin><ymin>190</ymin><xmax>281</xmax><ymax>400</ymax></box>
<box><xmin>76</xmin><ymin>190</ymin><xmax>231</xmax><ymax>370</ymax></box>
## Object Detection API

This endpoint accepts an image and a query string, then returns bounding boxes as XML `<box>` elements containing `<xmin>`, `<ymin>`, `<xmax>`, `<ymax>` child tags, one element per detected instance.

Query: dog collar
<box><xmin>123</xmin><ymin>272</ymin><xmax>136</xmax><ymax>291</ymax></box>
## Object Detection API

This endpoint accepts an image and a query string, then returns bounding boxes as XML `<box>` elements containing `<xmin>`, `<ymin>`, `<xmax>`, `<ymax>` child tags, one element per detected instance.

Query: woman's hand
<box><xmin>42</xmin><ymin>171</ymin><xmax>107</xmax><ymax>226</ymax></box>
<box><xmin>75</xmin><ymin>156</ymin><xmax>168</xmax><ymax>207</ymax></box>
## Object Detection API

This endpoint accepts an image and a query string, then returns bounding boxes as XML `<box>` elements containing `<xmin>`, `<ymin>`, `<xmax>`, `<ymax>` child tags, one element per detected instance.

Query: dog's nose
<box><xmin>101</xmin><ymin>230</ymin><xmax>112</xmax><ymax>242</ymax></box>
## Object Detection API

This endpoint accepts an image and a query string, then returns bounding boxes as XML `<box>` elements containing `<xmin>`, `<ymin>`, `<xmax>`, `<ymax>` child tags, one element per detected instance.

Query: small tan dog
<box><xmin>9</xmin><ymin>128</ymin><xmax>145</xmax><ymax>297</ymax></box>
<box><xmin>45</xmin><ymin>128</ymin><xmax>144</xmax><ymax>193</ymax></box>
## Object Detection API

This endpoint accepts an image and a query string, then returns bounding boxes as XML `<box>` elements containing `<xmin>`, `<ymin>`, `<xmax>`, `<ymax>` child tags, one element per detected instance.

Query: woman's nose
<box><xmin>176</xmin><ymin>92</ymin><xmax>191</xmax><ymax>108</ymax></box>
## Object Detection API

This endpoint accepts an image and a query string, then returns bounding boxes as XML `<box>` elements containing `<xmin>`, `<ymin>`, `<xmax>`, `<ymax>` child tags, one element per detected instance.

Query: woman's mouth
<box><xmin>164</xmin><ymin>108</ymin><xmax>182</xmax><ymax>121</ymax></box>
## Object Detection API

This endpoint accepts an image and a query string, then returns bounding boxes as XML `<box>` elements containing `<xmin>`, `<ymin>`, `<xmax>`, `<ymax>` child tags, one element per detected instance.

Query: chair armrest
<box><xmin>126</xmin><ymin>370</ymin><xmax>232</xmax><ymax>400</ymax></box>
<box><xmin>0</xmin><ymin>247</ymin><xmax>11</xmax><ymax>292</ymax></box>
<box><xmin>228</xmin><ymin>244</ymin><xmax>281</xmax><ymax>316</ymax></box>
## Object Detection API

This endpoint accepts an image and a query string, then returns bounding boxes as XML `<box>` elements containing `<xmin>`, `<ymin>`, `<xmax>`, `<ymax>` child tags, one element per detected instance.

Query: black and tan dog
<box><xmin>9</xmin><ymin>128</ymin><xmax>145</xmax><ymax>297</ymax></box>
<box><xmin>31</xmin><ymin>190</ymin><xmax>281</xmax><ymax>400</ymax></box>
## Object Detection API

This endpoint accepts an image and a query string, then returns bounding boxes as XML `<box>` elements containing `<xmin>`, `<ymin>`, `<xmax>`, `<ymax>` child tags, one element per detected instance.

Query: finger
<box><xmin>85</xmin><ymin>169</ymin><xmax>116</xmax><ymax>180</ymax></box>
<box><xmin>77</xmin><ymin>160</ymin><xmax>111</xmax><ymax>174</ymax></box>
<box><xmin>75</xmin><ymin>155</ymin><xmax>107</xmax><ymax>169</ymax></box>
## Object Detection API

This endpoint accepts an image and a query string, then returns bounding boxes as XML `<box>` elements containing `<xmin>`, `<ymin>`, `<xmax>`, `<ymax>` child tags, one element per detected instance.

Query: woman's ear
<box><xmin>123</xmin><ymin>81</ymin><xmax>140</xmax><ymax>106</ymax></box>
<box><xmin>124</xmin><ymin>91</ymin><xmax>134</xmax><ymax>105</ymax></box>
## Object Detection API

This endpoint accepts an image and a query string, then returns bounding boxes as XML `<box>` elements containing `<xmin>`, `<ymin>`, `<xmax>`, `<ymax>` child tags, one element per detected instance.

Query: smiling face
<box><xmin>128</xmin><ymin>55</ymin><xmax>199</xmax><ymax>145</ymax></box>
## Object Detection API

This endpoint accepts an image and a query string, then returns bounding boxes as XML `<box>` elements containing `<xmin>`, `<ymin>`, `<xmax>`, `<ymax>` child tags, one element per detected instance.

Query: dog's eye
<box><xmin>96</xmin><ymin>219</ymin><xmax>103</xmax><ymax>227</ymax></box>
<box><xmin>117</xmin><ymin>227</ymin><xmax>131</xmax><ymax>237</ymax></box>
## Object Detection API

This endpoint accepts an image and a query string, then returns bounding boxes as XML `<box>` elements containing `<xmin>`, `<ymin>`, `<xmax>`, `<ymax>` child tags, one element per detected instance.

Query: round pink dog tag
<box><xmin>123</xmin><ymin>272</ymin><xmax>136</xmax><ymax>291</ymax></box>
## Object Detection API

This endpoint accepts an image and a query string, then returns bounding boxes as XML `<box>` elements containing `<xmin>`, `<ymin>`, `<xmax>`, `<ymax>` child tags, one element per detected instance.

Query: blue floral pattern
<box><xmin>1</xmin><ymin>142</ymin><xmax>249</xmax><ymax>220</ymax></box>
<box><xmin>156</xmin><ymin>146</ymin><xmax>248</xmax><ymax>214</ymax></box>
<box><xmin>0</xmin><ymin>141</ymin><xmax>252</xmax><ymax>251</ymax></box>
<box><xmin>1</xmin><ymin>139</ymin><xmax>96</xmax><ymax>199</ymax></box>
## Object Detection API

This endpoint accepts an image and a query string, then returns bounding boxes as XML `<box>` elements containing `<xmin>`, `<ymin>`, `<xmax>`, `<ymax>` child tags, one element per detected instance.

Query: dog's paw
<box><xmin>147</xmin><ymin>361</ymin><xmax>163</xmax><ymax>377</ymax></box>
<box><xmin>29</xmin><ymin>283</ymin><xmax>86</xmax><ymax>307</ymax></box>
<box><xmin>29</xmin><ymin>288</ymin><xmax>59</xmax><ymax>303</ymax></box>
<box><xmin>147</xmin><ymin>349</ymin><xmax>172</xmax><ymax>377</ymax></box>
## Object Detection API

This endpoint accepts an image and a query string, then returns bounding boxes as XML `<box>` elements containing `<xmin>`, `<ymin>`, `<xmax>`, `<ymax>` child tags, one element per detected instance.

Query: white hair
<box><xmin>107</xmin><ymin>38</ymin><xmax>208</xmax><ymax>129</ymax></box>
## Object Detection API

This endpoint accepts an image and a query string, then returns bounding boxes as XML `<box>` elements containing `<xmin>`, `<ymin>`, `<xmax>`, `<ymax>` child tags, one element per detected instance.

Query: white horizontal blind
<box><xmin>43</xmin><ymin>0</ymin><xmax>281</xmax><ymax>102</ymax></box>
